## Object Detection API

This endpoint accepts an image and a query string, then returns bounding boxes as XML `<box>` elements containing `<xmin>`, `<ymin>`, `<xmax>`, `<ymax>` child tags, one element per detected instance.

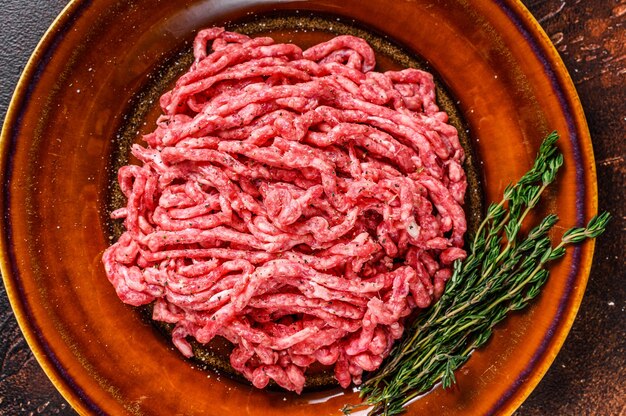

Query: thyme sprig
<box><xmin>343</xmin><ymin>132</ymin><xmax>610</xmax><ymax>416</ymax></box>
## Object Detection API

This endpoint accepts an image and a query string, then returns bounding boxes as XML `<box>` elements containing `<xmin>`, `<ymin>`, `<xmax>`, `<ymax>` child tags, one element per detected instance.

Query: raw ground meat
<box><xmin>102</xmin><ymin>27</ymin><xmax>468</xmax><ymax>393</ymax></box>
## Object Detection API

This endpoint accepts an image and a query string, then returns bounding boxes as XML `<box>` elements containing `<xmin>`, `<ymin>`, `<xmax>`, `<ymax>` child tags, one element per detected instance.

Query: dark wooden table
<box><xmin>0</xmin><ymin>1</ymin><xmax>623</xmax><ymax>415</ymax></box>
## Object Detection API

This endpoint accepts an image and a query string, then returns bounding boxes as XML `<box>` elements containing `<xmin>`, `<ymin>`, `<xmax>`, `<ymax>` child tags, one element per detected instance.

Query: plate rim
<box><xmin>489</xmin><ymin>1</ymin><xmax>598</xmax><ymax>414</ymax></box>
<box><xmin>0</xmin><ymin>0</ymin><xmax>598</xmax><ymax>415</ymax></box>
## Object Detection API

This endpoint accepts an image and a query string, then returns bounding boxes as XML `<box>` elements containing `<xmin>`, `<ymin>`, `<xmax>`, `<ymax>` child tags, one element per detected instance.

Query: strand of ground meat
<box><xmin>102</xmin><ymin>27</ymin><xmax>468</xmax><ymax>394</ymax></box>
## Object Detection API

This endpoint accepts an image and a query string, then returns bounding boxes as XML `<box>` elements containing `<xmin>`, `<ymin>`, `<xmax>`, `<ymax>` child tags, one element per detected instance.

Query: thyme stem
<box><xmin>343</xmin><ymin>133</ymin><xmax>610</xmax><ymax>416</ymax></box>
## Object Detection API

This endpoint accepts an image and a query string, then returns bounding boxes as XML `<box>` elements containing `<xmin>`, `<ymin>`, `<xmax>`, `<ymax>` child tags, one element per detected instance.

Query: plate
<box><xmin>0</xmin><ymin>1</ymin><xmax>598</xmax><ymax>415</ymax></box>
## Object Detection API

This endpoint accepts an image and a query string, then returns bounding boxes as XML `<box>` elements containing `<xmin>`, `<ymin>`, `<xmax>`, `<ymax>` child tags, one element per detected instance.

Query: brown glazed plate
<box><xmin>0</xmin><ymin>0</ymin><xmax>598</xmax><ymax>415</ymax></box>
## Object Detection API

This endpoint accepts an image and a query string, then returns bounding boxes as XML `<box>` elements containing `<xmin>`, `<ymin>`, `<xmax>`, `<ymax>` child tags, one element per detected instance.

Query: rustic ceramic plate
<box><xmin>0</xmin><ymin>0</ymin><xmax>598</xmax><ymax>415</ymax></box>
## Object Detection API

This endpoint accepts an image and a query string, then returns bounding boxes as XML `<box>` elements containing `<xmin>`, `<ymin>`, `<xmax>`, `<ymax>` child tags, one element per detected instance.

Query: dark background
<box><xmin>0</xmin><ymin>1</ymin><xmax>623</xmax><ymax>415</ymax></box>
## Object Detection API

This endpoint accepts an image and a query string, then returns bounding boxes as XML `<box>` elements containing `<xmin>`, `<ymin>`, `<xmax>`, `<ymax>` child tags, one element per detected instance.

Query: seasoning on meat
<box><xmin>102</xmin><ymin>27</ymin><xmax>468</xmax><ymax>393</ymax></box>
